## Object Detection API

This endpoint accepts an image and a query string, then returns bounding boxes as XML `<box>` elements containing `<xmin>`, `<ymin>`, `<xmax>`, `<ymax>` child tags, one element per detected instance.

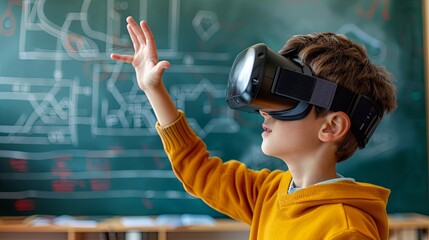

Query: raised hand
<box><xmin>110</xmin><ymin>16</ymin><xmax>170</xmax><ymax>91</ymax></box>
<box><xmin>110</xmin><ymin>16</ymin><xmax>178</xmax><ymax>126</ymax></box>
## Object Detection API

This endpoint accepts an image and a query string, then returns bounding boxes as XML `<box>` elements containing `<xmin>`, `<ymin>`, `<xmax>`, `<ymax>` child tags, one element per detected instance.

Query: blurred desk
<box><xmin>0</xmin><ymin>216</ymin><xmax>249</xmax><ymax>240</ymax></box>
<box><xmin>388</xmin><ymin>214</ymin><xmax>429</xmax><ymax>240</ymax></box>
<box><xmin>0</xmin><ymin>214</ymin><xmax>429</xmax><ymax>240</ymax></box>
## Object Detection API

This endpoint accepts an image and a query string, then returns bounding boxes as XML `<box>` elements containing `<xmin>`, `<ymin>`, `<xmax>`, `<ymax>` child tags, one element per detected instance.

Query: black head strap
<box><xmin>274</xmin><ymin>48</ymin><xmax>383</xmax><ymax>148</ymax></box>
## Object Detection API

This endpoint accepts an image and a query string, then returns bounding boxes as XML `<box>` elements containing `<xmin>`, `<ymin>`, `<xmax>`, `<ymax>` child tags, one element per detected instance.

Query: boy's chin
<box><xmin>260</xmin><ymin>143</ymin><xmax>273</xmax><ymax>157</ymax></box>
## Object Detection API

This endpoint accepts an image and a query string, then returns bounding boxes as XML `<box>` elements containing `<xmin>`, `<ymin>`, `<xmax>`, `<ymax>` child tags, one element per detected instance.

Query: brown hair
<box><xmin>280</xmin><ymin>32</ymin><xmax>397</xmax><ymax>162</ymax></box>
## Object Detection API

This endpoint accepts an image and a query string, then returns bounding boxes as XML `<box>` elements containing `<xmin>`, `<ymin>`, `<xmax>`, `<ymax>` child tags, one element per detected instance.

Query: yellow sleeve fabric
<box><xmin>156</xmin><ymin>111</ymin><xmax>282</xmax><ymax>224</ymax></box>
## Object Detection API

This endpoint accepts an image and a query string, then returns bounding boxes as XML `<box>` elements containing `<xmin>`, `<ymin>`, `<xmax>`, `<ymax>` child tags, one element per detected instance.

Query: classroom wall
<box><xmin>0</xmin><ymin>0</ymin><xmax>427</xmax><ymax>217</ymax></box>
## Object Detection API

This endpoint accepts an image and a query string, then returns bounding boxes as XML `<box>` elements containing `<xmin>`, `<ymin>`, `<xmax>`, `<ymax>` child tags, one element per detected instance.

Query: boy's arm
<box><xmin>156</xmin><ymin>112</ymin><xmax>271</xmax><ymax>224</ymax></box>
<box><xmin>110</xmin><ymin>16</ymin><xmax>179</xmax><ymax>126</ymax></box>
<box><xmin>111</xmin><ymin>17</ymin><xmax>275</xmax><ymax>224</ymax></box>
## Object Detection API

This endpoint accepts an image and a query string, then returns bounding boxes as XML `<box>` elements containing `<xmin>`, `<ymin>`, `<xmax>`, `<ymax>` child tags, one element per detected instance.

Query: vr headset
<box><xmin>226</xmin><ymin>43</ymin><xmax>382</xmax><ymax>149</ymax></box>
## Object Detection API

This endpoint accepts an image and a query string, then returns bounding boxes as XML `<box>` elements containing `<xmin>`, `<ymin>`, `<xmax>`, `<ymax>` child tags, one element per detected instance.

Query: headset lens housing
<box><xmin>229</xmin><ymin>47</ymin><xmax>255</xmax><ymax>96</ymax></box>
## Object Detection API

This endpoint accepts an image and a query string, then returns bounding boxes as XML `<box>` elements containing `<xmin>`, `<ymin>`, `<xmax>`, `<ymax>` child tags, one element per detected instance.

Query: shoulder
<box><xmin>310</xmin><ymin>204</ymin><xmax>384</xmax><ymax>240</ymax></box>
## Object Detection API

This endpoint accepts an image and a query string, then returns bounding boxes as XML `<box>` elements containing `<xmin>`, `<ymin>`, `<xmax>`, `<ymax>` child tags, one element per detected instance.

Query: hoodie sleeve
<box><xmin>155</xmin><ymin>111</ymin><xmax>274</xmax><ymax>224</ymax></box>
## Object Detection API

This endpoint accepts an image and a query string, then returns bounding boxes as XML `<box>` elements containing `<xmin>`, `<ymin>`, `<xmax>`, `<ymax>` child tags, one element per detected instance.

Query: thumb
<box><xmin>154</xmin><ymin>60</ymin><xmax>170</xmax><ymax>77</ymax></box>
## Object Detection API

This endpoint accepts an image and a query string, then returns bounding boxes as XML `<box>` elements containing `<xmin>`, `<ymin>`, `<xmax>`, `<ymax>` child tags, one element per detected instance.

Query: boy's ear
<box><xmin>318</xmin><ymin>111</ymin><xmax>351</xmax><ymax>143</ymax></box>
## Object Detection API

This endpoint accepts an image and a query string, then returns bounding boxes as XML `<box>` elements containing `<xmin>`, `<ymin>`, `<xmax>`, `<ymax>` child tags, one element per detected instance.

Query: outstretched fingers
<box><xmin>140</xmin><ymin>20</ymin><xmax>155</xmax><ymax>49</ymax></box>
<box><xmin>110</xmin><ymin>53</ymin><xmax>133</xmax><ymax>63</ymax></box>
<box><xmin>127</xmin><ymin>23</ymin><xmax>140</xmax><ymax>51</ymax></box>
<box><xmin>126</xmin><ymin>16</ymin><xmax>146</xmax><ymax>46</ymax></box>
<box><xmin>110</xmin><ymin>17</ymin><xmax>168</xmax><ymax>73</ymax></box>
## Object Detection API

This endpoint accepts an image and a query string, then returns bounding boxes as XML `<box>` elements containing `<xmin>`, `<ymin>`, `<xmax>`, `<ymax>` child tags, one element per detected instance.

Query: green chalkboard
<box><xmin>0</xmin><ymin>0</ymin><xmax>427</xmax><ymax>217</ymax></box>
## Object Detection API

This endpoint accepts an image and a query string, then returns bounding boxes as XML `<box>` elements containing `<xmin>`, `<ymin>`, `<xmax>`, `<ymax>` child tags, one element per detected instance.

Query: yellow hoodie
<box><xmin>156</xmin><ymin>111</ymin><xmax>390</xmax><ymax>240</ymax></box>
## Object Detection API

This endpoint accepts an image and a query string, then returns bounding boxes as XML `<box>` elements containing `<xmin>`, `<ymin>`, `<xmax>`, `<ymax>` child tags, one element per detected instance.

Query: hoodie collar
<box><xmin>288</xmin><ymin>174</ymin><xmax>355</xmax><ymax>194</ymax></box>
<box><xmin>279</xmin><ymin>175</ymin><xmax>390</xmax><ymax>218</ymax></box>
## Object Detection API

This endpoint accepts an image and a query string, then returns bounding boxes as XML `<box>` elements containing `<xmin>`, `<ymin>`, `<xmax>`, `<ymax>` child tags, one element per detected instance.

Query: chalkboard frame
<box><xmin>0</xmin><ymin>0</ymin><xmax>429</xmax><ymax>216</ymax></box>
<box><xmin>423</xmin><ymin>0</ymin><xmax>429</xmax><ymax>205</ymax></box>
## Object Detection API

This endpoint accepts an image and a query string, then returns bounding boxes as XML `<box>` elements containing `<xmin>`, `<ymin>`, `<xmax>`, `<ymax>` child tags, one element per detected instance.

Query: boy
<box><xmin>111</xmin><ymin>17</ymin><xmax>396</xmax><ymax>240</ymax></box>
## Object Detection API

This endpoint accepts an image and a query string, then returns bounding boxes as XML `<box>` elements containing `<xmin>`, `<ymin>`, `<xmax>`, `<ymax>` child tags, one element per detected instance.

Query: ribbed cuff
<box><xmin>155</xmin><ymin>110</ymin><xmax>198</xmax><ymax>151</ymax></box>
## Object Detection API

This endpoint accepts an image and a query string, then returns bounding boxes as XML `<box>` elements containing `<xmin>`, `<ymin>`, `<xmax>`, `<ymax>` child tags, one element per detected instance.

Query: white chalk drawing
<box><xmin>0</xmin><ymin>0</ymin><xmax>238</xmax><ymax>207</ymax></box>
<box><xmin>0</xmin><ymin>76</ymin><xmax>79</xmax><ymax>145</ymax></box>
<box><xmin>192</xmin><ymin>10</ymin><xmax>220</xmax><ymax>42</ymax></box>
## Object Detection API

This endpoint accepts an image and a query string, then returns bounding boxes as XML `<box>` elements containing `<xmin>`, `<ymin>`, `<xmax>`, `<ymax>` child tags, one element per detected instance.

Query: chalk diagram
<box><xmin>0</xmin><ymin>0</ymin><xmax>239</xmax><ymax>214</ymax></box>
<box><xmin>1</xmin><ymin>0</ymin><xmax>238</xmax><ymax>145</ymax></box>
<box><xmin>0</xmin><ymin>76</ymin><xmax>79</xmax><ymax>145</ymax></box>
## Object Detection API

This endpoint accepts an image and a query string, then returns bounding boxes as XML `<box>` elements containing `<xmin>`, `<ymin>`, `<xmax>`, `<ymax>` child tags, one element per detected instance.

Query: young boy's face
<box><xmin>259</xmin><ymin>107</ymin><xmax>325</xmax><ymax>161</ymax></box>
